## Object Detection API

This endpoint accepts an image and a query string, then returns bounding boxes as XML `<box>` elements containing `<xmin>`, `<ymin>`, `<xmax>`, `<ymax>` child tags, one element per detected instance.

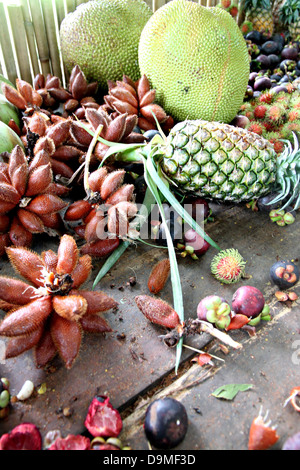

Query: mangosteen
<box><xmin>270</xmin><ymin>85</ymin><xmax>288</xmax><ymax>94</ymax></box>
<box><xmin>268</xmin><ymin>54</ymin><xmax>280</xmax><ymax>69</ymax></box>
<box><xmin>232</xmin><ymin>286</ymin><xmax>265</xmax><ymax>319</ymax></box>
<box><xmin>257</xmin><ymin>192</ymin><xmax>286</xmax><ymax>213</ymax></box>
<box><xmin>279</xmin><ymin>74</ymin><xmax>290</xmax><ymax>83</ymax></box>
<box><xmin>249</xmin><ymin>71</ymin><xmax>258</xmax><ymax>86</ymax></box>
<box><xmin>281</xmin><ymin>46</ymin><xmax>299</xmax><ymax>61</ymax></box>
<box><xmin>245</xmin><ymin>86</ymin><xmax>254</xmax><ymax>99</ymax></box>
<box><xmin>270</xmin><ymin>260</ymin><xmax>299</xmax><ymax>290</ymax></box>
<box><xmin>280</xmin><ymin>59</ymin><xmax>296</xmax><ymax>73</ymax></box>
<box><xmin>282</xmin><ymin>432</ymin><xmax>300</xmax><ymax>451</ymax></box>
<box><xmin>181</xmin><ymin>228</ymin><xmax>211</xmax><ymax>259</ymax></box>
<box><xmin>254</xmin><ymin>76</ymin><xmax>272</xmax><ymax>91</ymax></box>
<box><xmin>231</xmin><ymin>114</ymin><xmax>250</xmax><ymax>128</ymax></box>
<box><xmin>197</xmin><ymin>295</ymin><xmax>231</xmax><ymax>329</ymax></box>
<box><xmin>143</xmin><ymin>129</ymin><xmax>161</xmax><ymax>141</ymax></box>
<box><xmin>297</xmin><ymin>60</ymin><xmax>300</xmax><ymax>69</ymax></box>
<box><xmin>272</xmin><ymin>33</ymin><xmax>285</xmax><ymax>50</ymax></box>
<box><xmin>144</xmin><ymin>398</ymin><xmax>188</xmax><ymax>449</ymax></box>
<box><xmin>261</xmin><ymin>40</ymin><xmax>280</xmax><ymax>55</ymax></box>
<box><xmin>246</xmin><ymin>30</ymin><xmax>263</xmax><ymax>44</ymax></box>
<box><xmin>269</xmin><ymin>73</ymin><xmax>282</xmax><ymax>82</ymax></box>
<box><xmin>256</xmin><ymin>54</ymin><xmax>271</xmax><ymax>70</ymax></box>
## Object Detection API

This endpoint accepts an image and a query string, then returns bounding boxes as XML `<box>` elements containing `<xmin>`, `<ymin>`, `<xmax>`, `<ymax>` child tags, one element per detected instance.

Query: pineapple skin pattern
<box><xmin>161</xmin><ymin>120</ymin><xmax>277</xmax><ymax>203</ymax></box>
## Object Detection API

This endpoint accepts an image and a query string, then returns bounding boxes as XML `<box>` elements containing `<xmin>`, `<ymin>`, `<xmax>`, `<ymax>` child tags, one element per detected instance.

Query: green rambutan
<box><xmin>211</xmin><ymin>249</ymin><xmax>246</xmax><ymax>284</ymax></box>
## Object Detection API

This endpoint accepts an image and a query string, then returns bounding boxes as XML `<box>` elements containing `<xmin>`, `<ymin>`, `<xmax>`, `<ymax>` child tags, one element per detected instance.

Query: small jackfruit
<box><xmin>59</xmin><ymin>0</ymin><xmax>152</xmax><ymax>89</ymax></box>
<box><xmin>138</xmin><ymin>0</ymin><xmax>250</xmax><ymax>123</ymax></box>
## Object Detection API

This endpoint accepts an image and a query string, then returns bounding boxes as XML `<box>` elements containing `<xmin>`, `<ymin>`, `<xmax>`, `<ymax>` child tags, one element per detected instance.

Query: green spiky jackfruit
<box><xmin>59</xmin><ymin>0</ymin><xmax>152</xmax><ymax>89</ymax></box>
<box><xmin>138</xmin><ymin>0</ymin><xmax>250</xmax><ymax>123</ymax></box>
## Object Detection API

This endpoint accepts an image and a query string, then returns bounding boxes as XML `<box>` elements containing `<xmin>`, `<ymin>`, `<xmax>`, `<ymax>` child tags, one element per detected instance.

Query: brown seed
<box><xmin>148</xmin><ymin>258</ymin><xmax>170</xmax><ymax>294</ymax></box>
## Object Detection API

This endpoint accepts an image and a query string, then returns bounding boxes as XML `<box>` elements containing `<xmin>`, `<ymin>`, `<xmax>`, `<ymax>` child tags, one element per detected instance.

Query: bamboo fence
<box><xmin>0</xmin><ymin>0</ymin><xmax>232</xmax><ymax>87</ymax></box>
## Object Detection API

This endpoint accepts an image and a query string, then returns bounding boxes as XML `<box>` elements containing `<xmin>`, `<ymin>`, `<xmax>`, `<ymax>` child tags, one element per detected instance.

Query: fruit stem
<box><xmin>84</xmin><ymin>124</ymin><xmax>103</xmax><ymax>198</ymax></box>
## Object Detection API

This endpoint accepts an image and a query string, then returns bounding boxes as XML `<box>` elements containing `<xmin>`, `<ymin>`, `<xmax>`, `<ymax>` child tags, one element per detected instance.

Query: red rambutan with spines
<box><xmin>253</xmin><ymin>104</ymin><xmax>268</xmax><ymax>119</ymax></box>
<box><xmin>246</xmin><ymin>121</ymin><xmax>264</xmax><ymax>135</ymax></box>
<box><xmin>266</xmin><ymin>103</ymin><xmax>286</xmax><ymax>124</ymax></box>
<box><xmin>259</xmin><ymin>91</ymin><xmax>274</xmax><ymax>105</ymax></box>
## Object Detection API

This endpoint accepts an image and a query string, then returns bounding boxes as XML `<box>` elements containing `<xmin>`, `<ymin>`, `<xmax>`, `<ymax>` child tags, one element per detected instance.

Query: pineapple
<box><xmin>271</xmin><ymin>0</ymin><xmax>286</xmax><ymax>31</ymax></box>
<box><xmin>279</xmin><ymin>0</ymin><xmax>300</xmax><ymax>40</ymax></box>
<box><xmin>103</xmin><ymin>119</ymin><xmax>300</xmax><ymax>210</ymax></box>
<box><xmin>244</xmin><ymin>0</ymin><xmax>274</xmax><ymax>35</ymax></box>
<box><xmin>160</xmin><ymin>120</ymin><xmax>277</xmax><ymax>203</ymax></box>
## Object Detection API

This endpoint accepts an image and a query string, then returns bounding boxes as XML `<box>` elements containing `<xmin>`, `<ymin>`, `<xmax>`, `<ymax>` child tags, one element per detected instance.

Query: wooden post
<box><xmin>28</xmin><ymin>0</ymin><xmax>51</xmax><ymax>77</ymax></box>
<box><xmin>19</xmin><ymin>0</ymin><xmax>40</xmax><ymax>78</ymax></box>
<box><xmin>41</xmin><ymin>0</ymin><xmax>62</xmax><ymax>80</ymax></box>
<box><xmin>0</xmin><ymin>2</ymin><xmax>18</xmax><ymax>83</ymax></box>
<box><xmin>7</xmin><ymin>4</ymin><xmax>32</xmax><ymax>83</ymax></box>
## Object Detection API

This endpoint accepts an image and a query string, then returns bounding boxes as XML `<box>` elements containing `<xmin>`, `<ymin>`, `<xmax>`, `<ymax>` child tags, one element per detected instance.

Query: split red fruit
<box><xmin>84</xmin><ymin>395</ymin><xmax>123</xmax><ymax>438</ymax></box>
<box><xmin>0</xmin><ymin>423</ymin><xmax>42</xmax><ymax>450</ymax></box>
<box><xmin>48</xmin><ymin>434</ymin><xmax>91</xmax><ymax>450</ymax></box>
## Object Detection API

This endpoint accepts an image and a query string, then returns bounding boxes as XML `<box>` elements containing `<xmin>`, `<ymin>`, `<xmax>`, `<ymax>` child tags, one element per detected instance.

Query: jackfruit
<box><xmin>59</xmin><ymin>0</ymin><xmax>152</xmax><ymax>89</ymax></box>
<box><xmin>138</xmin><ymin>0</ymin><xmax>250</xmax><ymax>123</ymax></box>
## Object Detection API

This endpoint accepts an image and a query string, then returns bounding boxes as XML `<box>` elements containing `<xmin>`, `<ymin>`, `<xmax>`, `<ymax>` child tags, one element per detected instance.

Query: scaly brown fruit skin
<box><xmin>0</xmin><ymin>145</ymin><xmax>68</xmax><ymax>256</ymax></box>
<box><xmin>101</xmin><ymin>74</ymin><xmax>174</xmax><ymax>133</ymax></box>
<box><xmin>135</xmin><ymin>295</ymin><xmax>180</xmax><ymax>329</ymax></box>
<box><xmin>64</xmin><ymin>166</ymin><xmax>138</xmax><ymax>254</ymax></box>
<box><xmin>0</xmin><ymin>234</ymin><xmax>117</xmax><ymax>369</ymax></box>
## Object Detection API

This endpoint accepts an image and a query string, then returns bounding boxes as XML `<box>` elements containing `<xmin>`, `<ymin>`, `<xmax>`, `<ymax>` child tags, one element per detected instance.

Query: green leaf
<box><xmin>212</xmin><ymin>383</ymin><xmax>253</xmax><ymax>400</ymax></box>
<box><xmin>145</xmin><ymin>152</ymin><xmax>221</xmax><ymax>251</ymax></box>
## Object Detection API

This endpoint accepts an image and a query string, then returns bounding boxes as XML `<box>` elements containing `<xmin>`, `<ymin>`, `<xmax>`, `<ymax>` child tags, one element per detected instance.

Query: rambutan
<box><xmin>253</xmin><ymin>104</ymin><xmax>268</xmax><ymax>119</ymax></box>
<box><xmin>211</xmin><ymin>249</ymin><xmax>246</xmax><ymax>284</ymax></box>
<box><xmin>228</xmin><ymin>5</ymin><xmax>238</xmax><ymax>17</ymax></box>
<box><xmin>266</xmin><ymin>103</ymin><xmax>286</xmax><ymax>124</ymax></box>
<box><xmin>240</xmin><ymin>21</ymin><xmax>253</xmax><ymax>35</ymax></box>
<box><xmin>246</xmin><ymin>121</ymin><xmax>264</xmax><ymax>135</ymax></box>
<box><xmin>288</xmin><ymin>110</ymin><xmax>300</xmax><ymax>122</ymax></box>
<box><xmin>265</xmin><ymin>132</ymin><xmax>284</xmax><ymax>154</ymax></box>
<box><xmin>281</xmin><ymin>121</ymin><xmax>300</xmax><ymax>140</ymax></box>
<box><xmin>259</xmin><ymin>91</ymin><xmax>274</xmax><ymax>105</ymax></box>
<box><xmin>261</xmin><ymin>120</ymin><xmax>276</xmax><ymax>133</ymax></box>
<box><xmin>220</xmin><ymin>0</ymin><xmax>231</xmax><ymax>8</ymax></box>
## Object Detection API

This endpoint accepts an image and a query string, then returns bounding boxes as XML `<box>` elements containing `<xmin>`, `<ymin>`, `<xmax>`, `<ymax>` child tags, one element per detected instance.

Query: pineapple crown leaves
<box><xmin>279</xmin><ymin>0</ymin><xmax>300</xmax><ymax>24</ymax></box>
<box><xmin>244</xmin><ymin>0</ymin><xmax>272</xmax><ymax>11</ymax></box>
<box><xmin>271</xmin><ymin>132</ymin><xmax>300</xmax><ymax>210</ymax></box>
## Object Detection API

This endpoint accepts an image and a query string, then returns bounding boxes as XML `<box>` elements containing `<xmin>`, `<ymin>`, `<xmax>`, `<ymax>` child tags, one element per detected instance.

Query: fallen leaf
<box><xmin>212</xmin><ymin>383</ymin><xmax>253</xmax><ymax>400</ymax></box>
